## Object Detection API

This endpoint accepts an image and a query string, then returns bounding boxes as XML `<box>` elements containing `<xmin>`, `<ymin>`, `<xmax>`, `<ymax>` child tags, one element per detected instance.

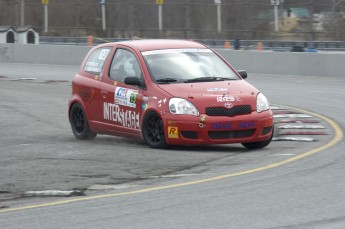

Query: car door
<box><xmin>78</xmin><ymin>46</ymin><xmax>112</xmax><ymax>129</ymax></box>
<box><xmin>99</xmin><ymin>47</ymin><xmax>145</xmax><ymax>137</ymax></box>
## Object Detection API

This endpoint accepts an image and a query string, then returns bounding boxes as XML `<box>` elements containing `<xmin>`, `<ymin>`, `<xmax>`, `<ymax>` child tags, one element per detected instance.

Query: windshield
<box><xmin>142</xmin><ymin>49</ymin><xmax>240</xmax><ymax>84</ymax></box>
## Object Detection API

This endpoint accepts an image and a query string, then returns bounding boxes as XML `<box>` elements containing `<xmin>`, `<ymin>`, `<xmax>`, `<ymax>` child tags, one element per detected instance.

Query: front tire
<box><xmin>242</xmin><ymin>127</ymin><xmax>274</xmax><ymax>150</ymax></box>
<box><xmin>142</xmin><ymin>111</ymin><xmax>168</xmax><ymax>149</ymax></box>
<box><xmin>70</xmin><ymin>103</ymin><xmax>97</xmax><ymax>140</ymax></box>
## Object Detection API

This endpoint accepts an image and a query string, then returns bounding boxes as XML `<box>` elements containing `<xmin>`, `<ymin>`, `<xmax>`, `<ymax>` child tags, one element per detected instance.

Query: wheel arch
<box><xmin>140</xmin><ymin>108</ymin><xmax>168</xmax><ymax>149</ymax></box>
<box><xmin>140</xmin><ymin>108</ymin><xmax>164</xmax><ymax>129</ymax></box>
<box><xmin>68</xmin><ymin>95</ymin><xmax>87</xmax><ymax>122</ymax></box>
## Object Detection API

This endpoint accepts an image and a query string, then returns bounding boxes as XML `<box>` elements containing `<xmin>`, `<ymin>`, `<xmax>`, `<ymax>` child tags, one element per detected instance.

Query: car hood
<box><xmin>157</xmin><ymin>80</ymin><xmax>259</xmax><ymax>111</ymax></box>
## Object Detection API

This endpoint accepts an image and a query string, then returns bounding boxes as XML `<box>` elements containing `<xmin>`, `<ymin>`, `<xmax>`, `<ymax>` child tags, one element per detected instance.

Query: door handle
<box><xmin>101</xmin><ymin>90</ymin><xmax>108</xmax><ymax>98</ymax></box>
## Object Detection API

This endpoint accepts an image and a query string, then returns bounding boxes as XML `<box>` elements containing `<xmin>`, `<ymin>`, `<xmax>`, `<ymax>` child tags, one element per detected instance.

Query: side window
<box><xmin>84</xmin><ymin>47</ymin><xmax>111</xmax><ymax>74</ymax></box>
<box><xmin>109</xmin><ymin>49</ymin><xmax>142</xmax><ymax>83</ymax></box>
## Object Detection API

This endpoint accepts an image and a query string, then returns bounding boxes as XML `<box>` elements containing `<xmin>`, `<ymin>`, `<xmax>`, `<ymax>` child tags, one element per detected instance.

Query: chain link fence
<box><xmin>1</xmin><ymin>0</ymin><xmax>345</xmax><ymax>41</ymax></box>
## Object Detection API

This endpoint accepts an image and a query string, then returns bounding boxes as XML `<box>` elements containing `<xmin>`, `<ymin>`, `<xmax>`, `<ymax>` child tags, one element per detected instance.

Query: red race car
<box><xmin>69</xmin><ymin>39</ymin><xmax>273</xmax><ymax>149</ymax></box>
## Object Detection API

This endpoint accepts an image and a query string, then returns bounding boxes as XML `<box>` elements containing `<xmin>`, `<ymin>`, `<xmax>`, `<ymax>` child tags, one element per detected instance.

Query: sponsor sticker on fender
<box><xmin>168</xmin><ymin>126</ymin><xmax>179</xmax><ymax>138</ymax></box>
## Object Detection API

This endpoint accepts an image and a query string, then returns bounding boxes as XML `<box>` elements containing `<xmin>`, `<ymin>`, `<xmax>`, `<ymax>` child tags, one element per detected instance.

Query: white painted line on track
<box><xmin>271</xmin><ymin>154</ymin><xmax>295</xmax><ymax>156</ymax></box>
<box><xmin>278</xmin><ymin>125</ymin><xmax>325</xmax><ymax>129</ymax></box>
<box><xmin>274</xmin><ymin>114</ymin><xmax>313</xmax><ymax>118</ymax></box>
<box><xmin>88</xmin><ymin>184</ymin><xmax>137</xmax><ymax>191</ymax></box>
<box><xmin>148</xmin><ymin>174</ymin><xmax>196</xmax><ymax>179</ymax></box>
<box><xmin>272</xmin><ymin>137</ymin><xmax>317</xmax><ymax>142</ymax></box>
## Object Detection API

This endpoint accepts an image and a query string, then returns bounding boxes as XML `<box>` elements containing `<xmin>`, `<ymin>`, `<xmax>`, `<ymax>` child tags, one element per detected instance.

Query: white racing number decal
<box><xmin>99</xmin><ymin>49</ymin><xmax>110</xmax><ymax>60</ymax></box>
<box><xmin>103</xmin><ymin>102</ymin><xmax>140</xmax><ymax>129</ymax></box>
<box><xmin>84</xmin><ymin>48</ymin><xmax>111</xmax><ymax>73</ymax></box>
<box><xmin>115</xmin><ymin>87</ymin><xmax>138</xmax><ymax>108</ymax></box>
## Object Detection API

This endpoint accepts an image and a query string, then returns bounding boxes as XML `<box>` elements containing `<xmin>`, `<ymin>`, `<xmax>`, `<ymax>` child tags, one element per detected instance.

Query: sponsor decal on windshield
<box><xmin>142</xmin><ymin>49</ymin><xmax>212</xmax><ymax>56</ymax></box>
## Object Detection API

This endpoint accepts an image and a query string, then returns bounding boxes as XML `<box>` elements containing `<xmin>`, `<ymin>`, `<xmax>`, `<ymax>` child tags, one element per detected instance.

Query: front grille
<box><xmin>208</xmin><ymin>129</ymin><xmax>255</xmax><ymax>139</ymax></box>
<box><xmin>262</xmin><ymin>126</ymin><xmax>273</xmax><ymax>135</ymax></box>
<box><xmin>205</xmin><ymin>105</ymin><xmax>252</xmax><ymax>117</ymax></box>
<box><xmin>181</xmin><ymin>131</ymin><xmax>198</xmax><ymax>139</ymax></box>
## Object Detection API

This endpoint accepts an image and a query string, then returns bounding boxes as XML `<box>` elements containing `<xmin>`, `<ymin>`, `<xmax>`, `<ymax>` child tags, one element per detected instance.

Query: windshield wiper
<box><xmin>184</xmin><ymin>76</ymin><xmax>229</xmax><ymax>83</ymax></box>
<box><xmin>156</xmin><ymin>78</ymin><xmax>178</xmax><ymax>84</ymax></box>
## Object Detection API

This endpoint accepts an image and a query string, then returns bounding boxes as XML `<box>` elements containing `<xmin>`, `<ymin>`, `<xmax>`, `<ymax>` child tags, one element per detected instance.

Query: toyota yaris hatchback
<box><xmin>69</xmin><ymin>39</ymin><xmax>273</xmax><ymax>149</ymax></box>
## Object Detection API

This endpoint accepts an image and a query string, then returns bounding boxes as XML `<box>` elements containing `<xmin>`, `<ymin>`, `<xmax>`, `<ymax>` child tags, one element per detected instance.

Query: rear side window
<box><xmin>84</xmin><ymin>47</ymin><xmax>111</xmax><ymax>74</ymax></box>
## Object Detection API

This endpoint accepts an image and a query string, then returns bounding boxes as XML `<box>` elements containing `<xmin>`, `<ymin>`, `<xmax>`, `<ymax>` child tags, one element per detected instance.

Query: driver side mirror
<box><xmin>237</xmin><ymin>70</ymin><xmax>247</xmax><ymax>79</ymax></box>
<box><xmin>124</xmin><ymin>76</ymin><xmax>144</xmax><ymax>87</ymax></box>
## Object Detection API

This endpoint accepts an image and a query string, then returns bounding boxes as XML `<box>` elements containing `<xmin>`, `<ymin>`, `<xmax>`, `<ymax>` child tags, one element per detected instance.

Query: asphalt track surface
<box><xmin>0</xmin><ymin>62</ymin><xmax>344</xmax><ymax>229</ymax></box>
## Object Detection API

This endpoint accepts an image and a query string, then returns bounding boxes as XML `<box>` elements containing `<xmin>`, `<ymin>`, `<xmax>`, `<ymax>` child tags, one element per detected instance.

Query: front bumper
<box><xmin>163</xmin><ymin>110</ymin><xmax>273</xmax><ymax>145</ymax></box>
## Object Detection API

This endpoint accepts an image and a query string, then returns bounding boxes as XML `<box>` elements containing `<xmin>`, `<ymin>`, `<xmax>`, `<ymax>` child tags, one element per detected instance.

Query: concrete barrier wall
<box><xmin>1</xmin><ymin>43</ymin><xmax>344</xmax><ymax>77</ymax></box>
<box><xmin>0</xmin><ymin>44</ymin><xmax>91</xmax><ymax>66</ymax></box>
<box><xmin>215</xmin><ymin>49</ymin><xmax>345</xmax><ymax>77</ymax></box>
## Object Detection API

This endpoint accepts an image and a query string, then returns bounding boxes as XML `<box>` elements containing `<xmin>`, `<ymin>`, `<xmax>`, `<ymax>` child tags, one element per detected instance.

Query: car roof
<box><xmin>101</xmin><ymin>39</ymin><xmax>207</xmax><ymax>52</ymax></box>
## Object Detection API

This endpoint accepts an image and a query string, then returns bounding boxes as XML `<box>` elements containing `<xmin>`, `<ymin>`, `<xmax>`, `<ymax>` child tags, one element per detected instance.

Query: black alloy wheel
<box><xmin>142</xmin><ymin>111</ymin><xmax>168</xmax><ymax>149</ymax></box>
<box><xmin>70</xmin><ymin>103</ymin><xmax>97</xmax><ymax>140</ymax></box>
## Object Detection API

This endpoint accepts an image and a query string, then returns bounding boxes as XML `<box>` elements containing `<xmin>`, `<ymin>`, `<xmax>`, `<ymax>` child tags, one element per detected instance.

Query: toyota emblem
<box><xmin>224</xmin><ymin>102</ymin><xmax>233</xmax><ymax>109</ymax></box>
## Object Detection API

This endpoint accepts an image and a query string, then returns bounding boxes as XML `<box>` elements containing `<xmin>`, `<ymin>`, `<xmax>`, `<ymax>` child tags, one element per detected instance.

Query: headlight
<box><xmin>169</xmin><ymin>98</ymin><xmax>200</xmax><ymax>116</ymax></box>
<box><xmin>256</xmin><ymin>93</ymin><xmax>270</xmax><ymax>113</ymax></box>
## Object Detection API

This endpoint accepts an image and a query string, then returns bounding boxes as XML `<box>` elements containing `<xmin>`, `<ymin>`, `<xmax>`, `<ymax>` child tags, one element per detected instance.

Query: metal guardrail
<box><xmin>39</xmin><ymin>36</ymin><xmax>345</xmax><ymax>52</ymax></box>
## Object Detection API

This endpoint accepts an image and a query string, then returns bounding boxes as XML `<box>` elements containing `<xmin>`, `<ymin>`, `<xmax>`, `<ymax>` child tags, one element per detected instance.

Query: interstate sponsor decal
<box><xmin>103</xmin><ymin>102</ymin><xmax>140</xmax><ymax>129</ymax></box>
<box><xmin>115</xmin><ymin>87</ymin><xmax>138</xmax><ymax>108</ymax></box>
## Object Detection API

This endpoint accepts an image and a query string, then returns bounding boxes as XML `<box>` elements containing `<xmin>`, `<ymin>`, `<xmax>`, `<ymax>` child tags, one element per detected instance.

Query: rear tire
<box><xmin>242</xmin><ymin>127</ymin><xmax>274</xmax><ymax>150</ymax></box>
<box><xmin>142</xmin><ymin>111</ymin><xmax>168</xmax><ymax>149</ymax></box>
<box><xmin>70</xmin><ymin>103</ymin><xmax>97</xmax><ymax>140</ymax></box>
